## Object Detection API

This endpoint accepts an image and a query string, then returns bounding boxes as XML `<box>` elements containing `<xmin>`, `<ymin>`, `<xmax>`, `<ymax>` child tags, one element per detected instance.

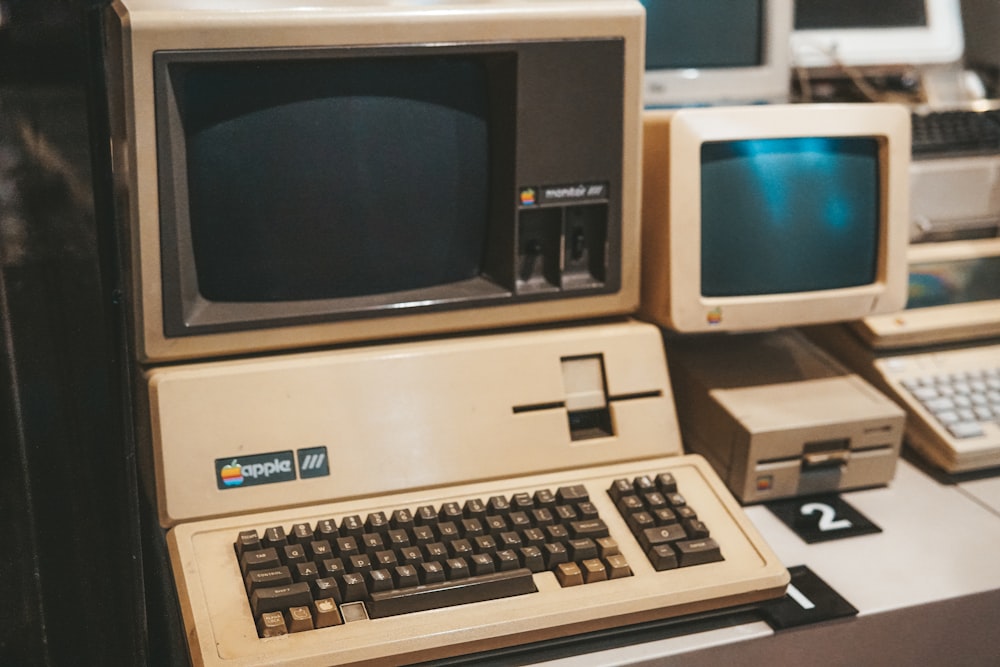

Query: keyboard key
<box><xmin>235</xmin><ymin>530</ymin><xmax>261</xmax><ymax>557</ymax></box>
<box><xmin>608</xmin><ymin>478</ymin><xmax>634</xmax><ymax>502</ymax></box>
<box><xmin>282</xmin><ymin>544</ymin><xmax>307</xmax><ymax>566</ymax></box>
<box><xmin>314</xmin><ymin>519</ymin><xmax>338</xmax><ymax>542</ymax></box>
<box><xmin>262</xmin><ymin>526</ymin><xmax>287</xmax><ymax>550</ymax></box>
<box><xmin>683</xmin><ymin>519</ymin><xmax>710</xmax><ymax>539</ymax></box>
<box><xmin>257</xmin><ymin>611</ymin><xmax>287</xmax><ymax>638</ymax></box>
<box><xmin>289</xmin><ymin>523</ymin><xmax>314</xmax><ymax>544</ymax></box>
<box><xmin>542</xmin><ymin>542</ymin><xmax>569</xmax><ymax>569</ymax></box>
<box><xmin>307</xmin><ymin>540</ymin><xmax>333</xmax><ymax>561</ymax></box>
<box><xmin>245</xmin><ymin>566</ymin><xmax>292</xmax><ymax>594</ymax></box>
<box><xmin>365</xmin><ymin>569</ymin><xmax>394</xmax><ymax>593</ymax></box>
<box><xmin>638</xmin><ymin>524</ymin><xmax>687</xmax><ymax>552</ymax></box>
<box><xmin>675</xmin><ymin>539</ymin><xmax>723</xmax><ymax>567</ymax></box>
<box><xmin>250</xmin><ymin>582</ymin><xmax>312</xmax><ymax>617</ymax></box>
<box><xmin>366</xmin><ymin>568</ymin><xmax>537</xmax><ymax>618</ymax></box>
<box><xmin>474</xmin><ymin>535</ymin><xmax>498</xmax><ymax>555</ymax></box>
<box><xmin>415</xmin><ymin>505</ymin><xmax>438</xmax><ymax>526</ymax></box>
<box><xmin>444</xmin><ymin>558</ymin><xmax>470</xmax><ymax>579</ymax></box>
<box><xmin>359</xmin><ymin>533</ymin><xmax>384</xmax><ymax>554</ymax></box>
<box><xmin>948</xmin><ymin>422</ymin><xmax>985</xmax><ymax>439</ymax></box>
<box><xmin>374</xmin><ymin>550</ymin><xmax>398</xmax><ymax>569</ymax></box>
<box><xmin>495</xmin><ymin>549</ymin><xmax>520</xmax><ymax>572</ymax></box>
<box><xmin>555</xmin><ymin>562</ymin><xmax>584</xmax><ymax>587</ymax></box>
<box><xmin>575</xmin><ymin>501</ymin><xmax>599</xmax><ymax>520</ymax></box>
<box><xmin>581</xmin><ymin>558</ymin><xmax>608</xmax><ymax>584</ymax></box>
<box><xmin>320</xmin><ymin>557</ymin><xmax>346</xmax><ymax>578</ymax></box>
<box><xmin>240</xmin><ymin>547</ymin><xmax>280</xmax><ymax>576</ymax></box>
<box><xmin>294</xmin><ymin>562</ymin><xmax>320</xmax><ymax>583</ymax></box>
<box><xmin>567</xmin><ymin>538</ymin><xmax>598</xmax><ymax>561</ymax></box>
<box><xmin>510</xmin><ymin>493</ymin><xmax>534</xmax><ymax>511</ymax></box>
<box><xmin>463</xmin><ymin>499</ymin><xmax>487</xmax><ymax>520</ymax></box>
<box><xmin>647</xmin><ymin>544</ymin><xmax>679</xmax><ymax>571</ymax></box>
<box><xmin>339</xmin><ymin>572</ymin><xmax>368</xmax><ymax>602</ymax></box>
<box><xmin>439</xmin><ymin>502</ymin><xmax>463</xmax><ymax>523</ymax></box>
<box><xmin>419</xmin><ymin>561</ymin><xmax>447</xmax><ymax>585</ymax></box>
<box><xmin>487</xmin><ymin>495</ymin><xmax>511</xmax><ymax>515</ymax></box>
<box><xmin>312</xmin><ymin>598</ymin><xmax>343</xmax><ymax>628</ymax></box>
<box><xmin>595</xmin><ymin>537</ymin><xmax>620</xmax><ymax>558</ymax></box>
<box><xmin>533</xmin><ymin>489</ymin><xmax>557</xmax><ymax>508</ymax></box>
<box><xmin>365</xmin><ymin>511</ymin><xmax>390</xmax><ymax>535</ymax></box>
<box><xmin>556</xmin><ymin>484</ymin><xmax>589</xmax><ymax>504</ymax></box>
<box><xmin>604</xmin><ymin>554</ymin><xmax>632</xmax><ymax>579</ymax></box>
<box><xmin>390</xmin><ymin>508</ymin><xmax>415</xmax><ymax>530</ymax></box>
<box><xmin>633</xmin><ymin>475</ymin><xmax>656</xmax><ymax>493</ymax></box>
<box><xmin>470</xmin><ymin>553</ymin><xmax>496</xmax><ymax>576</ymax></box>
<box><xmin>286</xmin><ymin>605</ymin><xmax>314</xmax><ymax>633</ymax></box>
<box><xmin>393</xmin><ymin>564</ymin><xmax>420</xmax><ymax>588</ymax></box>
<box><xmin>340</xmin><ymin>515</ymin><xmax>364</xmax><ymax>537</ymax></box>
<box><xmin>309</xmin><ymin>577</ymin><xmax>341</xmax><ymax>602</ymax></box>
<box><xmin>518</xmin><ymin>546</ymin><xmax>545</xmax><ymax>572</ymax></box>
<box><xmin>655</xmin><ymin>472</ymin><xmax>677</xmax><ymax>494</ymax></box>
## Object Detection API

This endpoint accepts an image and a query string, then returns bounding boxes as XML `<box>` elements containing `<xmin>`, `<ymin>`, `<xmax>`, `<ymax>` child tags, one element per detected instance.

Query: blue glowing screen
<box><xmin>700</xmin><ymin>137</ymin><xmax>880</xmax><ymax>297</ymax></box>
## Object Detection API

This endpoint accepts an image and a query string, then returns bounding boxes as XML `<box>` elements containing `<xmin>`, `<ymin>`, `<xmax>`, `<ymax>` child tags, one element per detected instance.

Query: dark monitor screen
<box><xmin>642</xmin><ymin>0</ymin><xmax>763</xmax><ymax>70</ymax></box>
<box><xmin>907</xmin><ymin>255</ymin><xmax>1000</xmax><ymax>309</ymax></box>
<box><xmin>178</xmin><ymin>56</ymin><xmax>493</xmax><ymax>303</ymax></box>
<box><xmin>700</xmin><ymin>137</ymin><xmax>881</xmax><ymax>297</ymax></box>
<box><xmin>795</xmin><ymin>0</ymin><xmax>928</xmax><ymax>30</ymax></box>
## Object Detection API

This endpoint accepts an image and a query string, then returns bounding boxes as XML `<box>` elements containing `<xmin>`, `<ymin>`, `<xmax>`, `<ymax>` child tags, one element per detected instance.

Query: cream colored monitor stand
<box><xmin>141</xmin><ymin>320</ymin><xmax>788</xmax><ymax>666</ymax></box>
<box><xmin>665</xmin><ymin>329</ymin><xmax>906</xmax><ymax>504</ymax></box>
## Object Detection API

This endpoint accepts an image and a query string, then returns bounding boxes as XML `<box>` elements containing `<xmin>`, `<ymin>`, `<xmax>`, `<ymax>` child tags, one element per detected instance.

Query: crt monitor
<box><xmin>791</xmin><ymin>0</ymin><xmax>964</xmax><ymax>69</ymax></box>
<box><xmin>103</xmin><ymin>0</ymin><xmax>644</xmax><ymax>363</ymax></box>
<box><xmin>641</xmin><ymin>0</ymin><xmax>793</xmax><ymax>107</ymax></box>
<box><xmin>639</xmin><ymin>103</ymin><xmax>911</xmax><ymax>333</ymax></box>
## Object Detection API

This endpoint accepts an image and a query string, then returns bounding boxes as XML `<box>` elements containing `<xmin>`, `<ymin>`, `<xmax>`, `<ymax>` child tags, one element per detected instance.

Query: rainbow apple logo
<box><xmin>707</xmin><ymin>308</ymin><xmax>723</xmax><ymax>326</ymax></box>
<box><xmin>220</xmin><ymin>460</ymin><xmax>244</xmax><ymax>486</ymax></box>
<box><xmin>520</xmin><ymin>188</ymin><xmax>537</xmax><ymax>206</ymax></box>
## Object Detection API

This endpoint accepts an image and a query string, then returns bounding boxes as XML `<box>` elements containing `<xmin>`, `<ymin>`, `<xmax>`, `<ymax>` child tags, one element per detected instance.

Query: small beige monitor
<box><xmin>640</xmin><ymin>103</ymin><xmax>912</xmax><ymax>334</ymax></box>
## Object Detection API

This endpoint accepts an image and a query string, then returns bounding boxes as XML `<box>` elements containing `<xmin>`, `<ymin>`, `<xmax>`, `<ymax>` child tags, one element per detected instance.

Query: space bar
<box><xmin>366</xmin><ymin>568</ymin><xmax>538</xmax><ymax>619</ymax></box>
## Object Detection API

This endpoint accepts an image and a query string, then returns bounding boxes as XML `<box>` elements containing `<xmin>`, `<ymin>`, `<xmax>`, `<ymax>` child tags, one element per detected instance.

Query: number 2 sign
<box><xmin>767</xmin><ymin>494</ymin><xmax>881</xmax><ymax>543</ymax></box>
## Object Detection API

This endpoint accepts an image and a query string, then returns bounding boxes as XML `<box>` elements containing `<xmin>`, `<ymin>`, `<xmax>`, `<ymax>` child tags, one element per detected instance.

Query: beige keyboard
<box><xmin>168</xmin><ymin>454</ymin><xmax>788</xmax><ymax>666</ymax></box>
<box><xmin>876</xmin><ymin>342</ymin><xmax>1000</xmax><ymax>473</ymax></box>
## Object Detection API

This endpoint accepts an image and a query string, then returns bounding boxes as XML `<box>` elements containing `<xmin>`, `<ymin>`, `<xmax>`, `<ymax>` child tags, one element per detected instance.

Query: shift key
<box><xmin>251</xmin><ymin>582</ymin><xmax>313</xmax><ymax>617</ymax></box>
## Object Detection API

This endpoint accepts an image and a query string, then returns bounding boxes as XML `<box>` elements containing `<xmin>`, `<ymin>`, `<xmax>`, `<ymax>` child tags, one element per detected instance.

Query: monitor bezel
<box><xmin>790</xmin><ymin>0</ymin><xmax>964</xmax><ymax>70</ymax></box>
<box><xmin>107</xmin><ymin>0</ymin><xmax>644</xmax><ymax>363</ymax></box>
<box><xmin>642</xmin><ymin>0</ymin><xmax>793</xmax><ymax>107</ymax></box>
<box><xmin>640</xmin><ymin>103</ymin><xmax>911</xmax><ymax>334</ymax></box>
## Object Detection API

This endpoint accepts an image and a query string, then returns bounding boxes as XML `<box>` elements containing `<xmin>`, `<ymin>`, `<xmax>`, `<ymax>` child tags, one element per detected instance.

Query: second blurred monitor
<box><xmin>641</xmin><ymin>0</ymin><xmax>793</xmax><ymax>107</ymax></box>
<box><xmin>640</xmin><ymin>104</ymin><xmax>912</xmax><ymax>502</ymax></box>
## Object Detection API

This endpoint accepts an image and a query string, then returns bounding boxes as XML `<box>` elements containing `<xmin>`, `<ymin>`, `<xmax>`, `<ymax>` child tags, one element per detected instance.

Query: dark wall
<box><xmin>0</xmin><ymin>1</ymin><xmax>145</xmax><ymax>664</ymax></box>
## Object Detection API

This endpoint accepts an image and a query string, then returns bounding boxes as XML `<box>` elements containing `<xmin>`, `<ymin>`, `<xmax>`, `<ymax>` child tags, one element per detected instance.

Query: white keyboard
<box><xmin>876</xmin><ymin>342</ymin><xmax>1000</xmax><ymax>473</ymax></box>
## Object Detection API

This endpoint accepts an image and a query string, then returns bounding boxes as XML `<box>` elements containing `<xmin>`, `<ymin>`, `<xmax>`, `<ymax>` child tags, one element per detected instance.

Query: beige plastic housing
<box><xmin>104</xmin><ymin>0</ymin><xmax>645</xmax><ymax>363</ymax></box>
<box><xmin>145</xmin><ymin>320</ymin><xmax>681</xmax><ymax>527</ymax></box>
<box><xmin>640</xmin><ymin>103</ymin><xmax>912</xmax><ymax>334</ymax></box>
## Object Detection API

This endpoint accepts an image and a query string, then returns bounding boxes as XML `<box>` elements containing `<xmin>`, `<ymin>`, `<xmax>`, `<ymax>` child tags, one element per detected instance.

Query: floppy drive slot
<box><xmin>561</xmin><ymin>354</ymin><xmax>612</xmax><ymax>440</ymax></box>
<box><xmin>512</xmin><ymin>354</ymin><xmax>665</xmax><ymax>441</ymax></box>
<box><xmin>801</xmin><ymin>439</ymin><xmax>851</xmax><ymax>469</ymax></box>
<box><xmin>146</xmin><ymin>320</ymin><xmax>680</xmax><ymax>525</ymax></box>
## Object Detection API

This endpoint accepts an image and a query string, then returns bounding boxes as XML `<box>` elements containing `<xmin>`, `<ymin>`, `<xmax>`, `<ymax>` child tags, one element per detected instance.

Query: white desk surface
<box><xmin>960</xmin><ymin>474</ymin><xmax>1000</xmax><ymax>517</ymax></box>
<box><xmin>531</xmin><ymin>459</ymin><xmax>1000</xmax><ymax>666</ymax></box>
